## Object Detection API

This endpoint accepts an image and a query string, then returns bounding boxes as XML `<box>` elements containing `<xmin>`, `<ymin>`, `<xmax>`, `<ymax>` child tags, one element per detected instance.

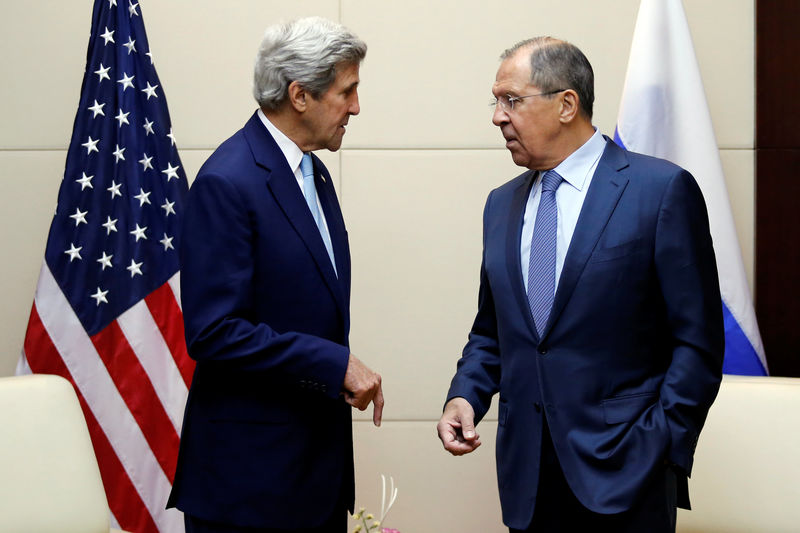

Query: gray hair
<box><xmin>253</xmin><ymin>17</ymin><xmax>367</xmax><ymax>110</ymax></box>
<box><xmin>501</xmin><ymin>37</ymin><xmax>594</xmax><ymax>119</ymax></box>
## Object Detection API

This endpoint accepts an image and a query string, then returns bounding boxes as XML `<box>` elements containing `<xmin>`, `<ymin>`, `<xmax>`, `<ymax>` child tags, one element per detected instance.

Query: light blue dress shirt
<box><xmin>521</xmin><ymin>128</ymin><xmax>607</xmax><ymax>292</ymax></box>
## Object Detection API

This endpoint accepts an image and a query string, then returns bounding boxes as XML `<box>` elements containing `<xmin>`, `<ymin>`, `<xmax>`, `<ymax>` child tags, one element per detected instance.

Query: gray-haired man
<box><xmin>168</xmin><ymin>17</ymin><xmax>383</xmax><ymax>533</ymax></box>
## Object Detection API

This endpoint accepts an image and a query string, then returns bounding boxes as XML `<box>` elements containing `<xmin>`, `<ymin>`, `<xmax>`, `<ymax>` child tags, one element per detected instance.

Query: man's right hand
<box><xmin>342</xmin><ymin>354</ymin><xmax>384</xmax><ymax>427</ymax></box>
<box><xmin>437</xmin><ymin>397</ymin><xmax>481</xmax><ymax>456</ymax></box>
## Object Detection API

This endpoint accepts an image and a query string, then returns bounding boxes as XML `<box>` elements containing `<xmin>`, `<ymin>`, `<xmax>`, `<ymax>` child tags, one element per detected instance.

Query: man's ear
<box><xmin>558</xmin><ymin>89</ymin><xmax>581</xmax><ymax>123</ymax></box>
<box><xmin>287</xmin><ymin>80</ymin><xmax>308</xmax><ymax>112</ymax></box>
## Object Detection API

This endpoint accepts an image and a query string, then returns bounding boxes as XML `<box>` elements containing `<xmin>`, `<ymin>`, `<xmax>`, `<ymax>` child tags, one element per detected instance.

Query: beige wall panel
<box><xmin>342</xmin><ymin>0</ymin><xmax>752</xmax><ymax>150</ymax></box>
<box><xmin>0</xmin><ymin>151</ymin><xmax>66</xmax><ymax>377</ymax></box>
<box><xmin>720</xmin><ymin>149</ymin><xmax>755</xmax><ymax>294</ymax></box>
<box><xmin>685</xmin><ymin>0</ymin><xmax>755</xmax><ymax>150</ymax></box>
<box><xmin>352</xmin><ymin>420</ymin><xmax>505</xmax><ymax>533</ymax></box>
<box><xmin>0</xmin><ymin>0</ymin><xmax>339</xmax><ymax>150</ymax></box>
<box><xmin>342</xmin><ymin>149</ymin><xmax>520</xmax><ymax>420</ymax></box>
<box><xmin>317</xmin><ymin>150</ymin><xmax>342</xmax><ymax>194</ymax></box>
<box><xmin>146</xmin><ymin>0</ymin><xmax>339</xmax><ymax>149</ymax></box>
<box><xmin>178</xmin><ymin>149</ymin><xmax>214</xmax><ymax>187</ymax></box>
<box><xmin>0</xmin><ymin>1</ymin><xmax>88</xmax><ymax>149</ymax></box>
<box><xmin>342</xmin><ymin>0</ymin><xmax>636</xmax><ymax>149</ymax></box>
<box><xmin>1</xmin><ymin>1</ymin><xmax>754</xmax><ymax>151</ymax></box>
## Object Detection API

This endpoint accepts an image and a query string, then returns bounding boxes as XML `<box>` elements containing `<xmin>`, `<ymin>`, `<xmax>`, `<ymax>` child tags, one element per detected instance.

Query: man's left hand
<box><xmin>342</xmin><ymin>354</ymin><xmax>384</xmax><ymax>426</ymax></box>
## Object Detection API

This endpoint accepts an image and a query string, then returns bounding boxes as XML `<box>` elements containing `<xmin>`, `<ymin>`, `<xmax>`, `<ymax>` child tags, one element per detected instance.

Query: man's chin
<box><xmin>508</xmin><ymin>150</ymin><xmax>529</xmax><ymax>168</ymax></box>
<box><xmin>326</xmin><ymin>134</ymin><xmax>346</xmax><ymax>152</ymax></box>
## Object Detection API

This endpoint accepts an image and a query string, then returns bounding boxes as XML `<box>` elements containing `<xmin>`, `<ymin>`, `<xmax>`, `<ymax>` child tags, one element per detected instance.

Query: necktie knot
<box><xmin>541</xmin><ymin>169</ymin><xmax>563</xmax><ymax>193</ymax></box>
<box><xmin>300</xmin><ymin>153</ymin><xmax>314</xmax><ymax>180</ymax></box>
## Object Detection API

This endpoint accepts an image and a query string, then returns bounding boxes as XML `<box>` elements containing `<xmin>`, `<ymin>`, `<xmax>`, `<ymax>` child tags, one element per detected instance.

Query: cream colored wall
<box><xmin>0</xmin><ymin>1</ymin><xmax>754</xmax><ymax>531</ymax></box>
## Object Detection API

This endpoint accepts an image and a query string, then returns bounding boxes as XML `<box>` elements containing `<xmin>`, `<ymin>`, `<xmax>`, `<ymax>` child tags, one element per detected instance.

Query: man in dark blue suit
<box><xmin>168</xmin><ymin>17</ymin><xmax>383</xmax><ymax>533</ymax></box>
<box><xmin>437</xmin><ymin>37</ymin><xmax>723</xmax><ymax>532</ymax></box>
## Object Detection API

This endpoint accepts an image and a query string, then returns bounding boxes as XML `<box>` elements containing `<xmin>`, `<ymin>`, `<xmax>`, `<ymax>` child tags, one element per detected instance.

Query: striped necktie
<box><xmin>527</xmin><ymin>169</ymin><xmax>563</xmax><ymax>336</ymax></box>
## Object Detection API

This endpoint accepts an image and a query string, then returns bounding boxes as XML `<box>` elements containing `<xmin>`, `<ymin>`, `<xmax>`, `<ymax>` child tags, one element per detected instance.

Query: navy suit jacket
<box><xmin>168</xmin><ymin>112</ymin><xmax>354</xmax><ymax>529</ymax></box>
<box><xmin>446</xmin><ymin>138</ymin><xmax>724</xmax><ymax>529</ymax></box>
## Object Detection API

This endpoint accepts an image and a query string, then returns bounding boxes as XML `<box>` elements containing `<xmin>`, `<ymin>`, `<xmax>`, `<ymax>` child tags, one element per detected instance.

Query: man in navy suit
<box><xmin>437</xmin><ymin>37</ymin><xmax>724</xmax><ymax>532</ymax></box>
<box><xmin>168</xmin><ymin>17</ymin><xmax>383</xmax><ymax>533</ymax></box>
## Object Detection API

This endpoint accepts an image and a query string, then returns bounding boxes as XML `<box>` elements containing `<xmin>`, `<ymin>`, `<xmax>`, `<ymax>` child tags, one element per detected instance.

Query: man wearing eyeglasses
<box><xmin>437</xmin><ymin>37</ymin><xmax>723</xmax><ymax>532</ymax></box>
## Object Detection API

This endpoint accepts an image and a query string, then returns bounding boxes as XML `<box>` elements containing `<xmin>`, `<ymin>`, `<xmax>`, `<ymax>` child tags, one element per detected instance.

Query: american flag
<box><xmin>18</xmin><ymin>1</ymin><xmax>193</xmax><ymax>531</ymax></box>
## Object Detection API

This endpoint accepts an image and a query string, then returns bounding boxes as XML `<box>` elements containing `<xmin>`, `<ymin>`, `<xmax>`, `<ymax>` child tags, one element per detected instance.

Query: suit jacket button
<box><xmin>538</xmin><ymin>348</ymin><xmax>547</xmax><ymax>355</ymax></box>
<box><xmin>533</xmin><ymin>402</ymin><xmax>542</xmax><ymax>413</ymax></box>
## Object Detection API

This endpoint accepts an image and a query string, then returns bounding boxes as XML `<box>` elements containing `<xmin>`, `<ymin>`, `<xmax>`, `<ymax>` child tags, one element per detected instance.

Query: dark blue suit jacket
<box><xmin>447</xmin><ymin>138</ymin><xmax>724</xmax><ymax>529</ymax></box>
<box><xmin>168</xmin><ymin>113</ymin><xmax>354</xmax><ymax>529</ymax></box>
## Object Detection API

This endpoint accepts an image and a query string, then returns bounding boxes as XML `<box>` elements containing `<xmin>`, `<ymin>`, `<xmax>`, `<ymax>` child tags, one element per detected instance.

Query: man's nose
<box><xmin>492</xmin><ymin>102</ymin><xmax>509</xmax><ymax>126</ymax></box>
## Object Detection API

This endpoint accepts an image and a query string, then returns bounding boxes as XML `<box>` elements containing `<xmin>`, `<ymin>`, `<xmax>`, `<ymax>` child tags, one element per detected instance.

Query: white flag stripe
<box><xmin>117</xmin><ymin>299</ymin><xmax>188</xmax><ymax>432</ymax></box>
<box><xmin>168</xmin><ymin>271</ymin><xmax>182</xmax><ymax>310</ymax></box>
<box><xmin>34</xmin><ymin>262</ymin><xmax>178</xmax><ymax>532</ymax></box>
<box><xmin>16</xmin><ymin>349</ymin><xmax>32</xmax><ymax>375</ymax></box>
<box><xmin>616</xmin><ymin>0</ymin><xmax>765</xmax><ymax>368</ymax></box>
<box><xmin>617</xmin><ymin>3</ymin><xmax>751</xmax><ymax>329</ymax></box>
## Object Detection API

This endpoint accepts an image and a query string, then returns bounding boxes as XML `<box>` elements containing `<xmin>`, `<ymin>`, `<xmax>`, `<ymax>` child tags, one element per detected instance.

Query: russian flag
<box><xmin>614</xmin><ymin>0</ymin><xmax>767</xmax><ymax>375</ymax></box>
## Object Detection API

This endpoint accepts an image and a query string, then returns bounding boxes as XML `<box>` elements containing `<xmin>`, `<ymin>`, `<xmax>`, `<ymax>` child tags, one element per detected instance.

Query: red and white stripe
<box><xmin>20</xmin><ymin>262</ymin><xmax>194</xmax><ymax>533</ymax></box>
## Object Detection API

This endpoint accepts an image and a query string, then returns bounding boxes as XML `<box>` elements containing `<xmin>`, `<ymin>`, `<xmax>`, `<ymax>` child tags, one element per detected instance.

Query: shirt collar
<box><xmin>257</xmin><ymin>108</ymin><xmax>304</xmax><ymax>174</ymax></box>
<box><xmin>550</xmin><ymin>127</ymin><xmax>606</xmax><ymax>191</ymax></box>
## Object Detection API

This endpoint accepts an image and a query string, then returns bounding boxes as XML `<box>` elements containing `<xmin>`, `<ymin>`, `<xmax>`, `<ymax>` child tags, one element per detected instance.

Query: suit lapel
<box><xmin>242</xmin><ymin>113</ymin><xmax>348</xmax><ymax>318</ymax></box>
<box><xmin>543</xmin><ymin>139</ymin><xmax>630</xmax><ymax>337</ymax></box>
<box><xmin>312</xmin><ymin>154</ymin><xmax>351</xmax><ymax>318</ymax></box>
<box><xmin>505</xmin><ymin>171</ymin><xmax>541</xmax><ymax>340</ymax></box>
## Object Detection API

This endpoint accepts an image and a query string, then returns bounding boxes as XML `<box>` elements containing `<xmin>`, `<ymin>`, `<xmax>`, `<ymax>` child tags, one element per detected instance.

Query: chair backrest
<box><xmin>677</xmin><ymin>375</ymin><xmax>800</xmax><ymax>532</ymax></box>
<box><xmin>0</xmin><ymin>373</ymin><xmax>111</xmax><ymax>533</ymax></box>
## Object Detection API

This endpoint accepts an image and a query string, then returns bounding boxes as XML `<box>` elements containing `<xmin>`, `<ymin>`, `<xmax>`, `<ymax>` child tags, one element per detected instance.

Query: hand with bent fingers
<box><xmin>437</xmin><ymin>397</ymin><xmax>481</xmax><ymax>455</ymax></box>
<box><xmin>342</xmin><ymin>354</ymin><xmax>384</xmax><ymax>426</ymax></box>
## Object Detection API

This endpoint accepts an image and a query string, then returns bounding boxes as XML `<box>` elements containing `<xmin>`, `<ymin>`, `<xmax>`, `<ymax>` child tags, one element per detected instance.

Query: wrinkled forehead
<box><xmin>334</xmin><ymin>61</ymin><xmax>360</xmax><ymax>84</ymax></box>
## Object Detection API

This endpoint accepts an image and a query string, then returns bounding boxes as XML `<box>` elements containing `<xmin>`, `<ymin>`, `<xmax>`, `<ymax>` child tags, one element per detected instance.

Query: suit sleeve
<box><xmin>654</xmin><ymin>169</ymin><xmax>725</xmax><ymax>474</ymax></box>
<box><xmin>445</xmin><ymin>191</ymin><xmax>502</xmax><ymax>423</ymax></box>
<box><xmin>180</xmin><ymin>171</ymin><xmax>349</xmax><ymax>399</ymax></box>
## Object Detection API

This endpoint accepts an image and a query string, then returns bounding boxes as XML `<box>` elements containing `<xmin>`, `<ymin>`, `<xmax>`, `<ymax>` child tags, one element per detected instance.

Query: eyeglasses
<box><xmin>490</xmin><ymin>89</ymin><xmax>567</xmax><ymax>112</ymax></box>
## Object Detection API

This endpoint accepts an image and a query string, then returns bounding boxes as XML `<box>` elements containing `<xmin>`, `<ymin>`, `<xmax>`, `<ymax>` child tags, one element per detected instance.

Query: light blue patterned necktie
<box><xmin>300</xmin><ymin>153</ymin><xmax>337</xmax><ymax>276</ymax></box>
<box><xmin>527</xmin><ymin>169</ymin><xmax>563</xmax><ymax>336</ymax></box>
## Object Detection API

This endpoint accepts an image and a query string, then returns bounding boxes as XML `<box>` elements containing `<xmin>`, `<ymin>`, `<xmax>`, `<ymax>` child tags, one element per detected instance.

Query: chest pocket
<box><xmin>589</xmin><ymin>238</ymin><xmax>645</xmax><ymax>264</ymax></box>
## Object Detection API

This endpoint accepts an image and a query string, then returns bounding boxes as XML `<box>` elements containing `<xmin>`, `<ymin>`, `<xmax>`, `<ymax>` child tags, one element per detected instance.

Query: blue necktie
<box><xmin>300</xmin><ymin>153</ymin><xmax>337</xmax><ymax>275</ymax></box>
<box><xmin>527</xmin><ymin>169</ymin><xmax>563</xmax><ymax>336</ymax></box>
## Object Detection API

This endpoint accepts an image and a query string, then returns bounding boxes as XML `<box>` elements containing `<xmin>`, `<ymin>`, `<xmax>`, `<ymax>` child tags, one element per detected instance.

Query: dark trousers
<box><xmin>511</xmin><ymin>422</ymin><xmax>677</xmax><ymax>533</ymax></box>
<box><xmin>184</xmin><ymin>510</ymin><xmax>346</xmax><ymax>533</ymax></box>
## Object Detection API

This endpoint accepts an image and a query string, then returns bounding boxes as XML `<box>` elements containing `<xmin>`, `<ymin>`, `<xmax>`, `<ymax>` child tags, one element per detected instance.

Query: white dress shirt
<box><xmin>521</xmin><ymin>128</ymin><xmax>607</xmax><ymax>291</ymax></box>
<box><xmin>257</xmin><ymin>109</ymin><xmax>334</xmax><ymax>253</ymax></box>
